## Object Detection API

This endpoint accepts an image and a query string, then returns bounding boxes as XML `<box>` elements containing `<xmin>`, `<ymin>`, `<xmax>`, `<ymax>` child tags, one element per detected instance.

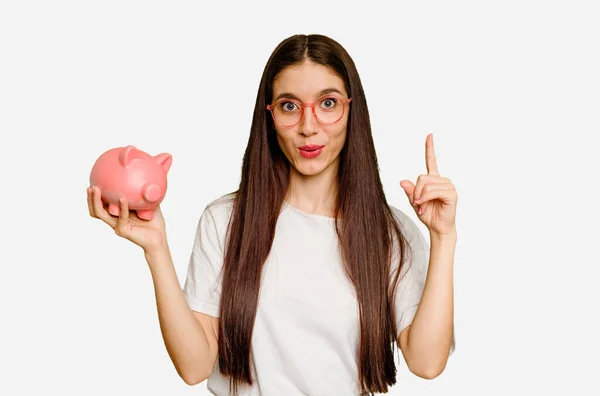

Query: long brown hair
<box><xmin>217</xmin><ymin>34</ymin><xmax>411</xmax><ymax>395</ymax></box>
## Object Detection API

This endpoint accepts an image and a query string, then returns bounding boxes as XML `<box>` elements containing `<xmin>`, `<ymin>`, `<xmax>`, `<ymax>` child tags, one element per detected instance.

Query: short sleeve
<box><xmin>391</xmin><ymin>208</ymin><xmax>456</xmax><ymax>355</ymax></box>
<box><xmin>182</xmin><ymin>205</ymin><xmax>225</xmax><ymax>318</ymax></box>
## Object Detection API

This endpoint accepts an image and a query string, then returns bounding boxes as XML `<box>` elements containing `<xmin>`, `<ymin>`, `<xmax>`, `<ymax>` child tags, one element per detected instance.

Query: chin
<box><xmin>292</xmin><ymin>160</ymin><xmax>324</xmax><ymax>176</ymax></box>
<box><xmin>295</xmin><ymin>159</ymin><xmax>333</xmax><ymax>177</ymax></box>
<box><xmin>297</xmin><ymin>167</ymin><xmax>324</xmax><ymax>176</ymax></box>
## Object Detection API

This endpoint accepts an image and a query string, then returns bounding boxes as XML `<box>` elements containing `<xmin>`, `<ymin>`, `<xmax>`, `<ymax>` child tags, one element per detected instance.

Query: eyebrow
<box><xmin>273</xmin><ymin>87</ymin><xmax>344</xmax><ymax>102</ymax></box>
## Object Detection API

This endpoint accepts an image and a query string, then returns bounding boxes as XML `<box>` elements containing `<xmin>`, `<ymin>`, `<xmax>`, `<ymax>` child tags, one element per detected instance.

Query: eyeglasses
<box><xmin>267</xmin><ymin>94</ymin><xmax>352</xmax><ymax>127</ymax></box>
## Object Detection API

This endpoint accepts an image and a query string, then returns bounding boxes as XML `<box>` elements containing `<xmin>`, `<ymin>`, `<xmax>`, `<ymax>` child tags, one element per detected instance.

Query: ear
<box><xmin>118</xmin><ymin>145</ymin><xmax>138</xmax><ymax>167</ymax></box>
<box><xmin>154</xmin><ymin>153</ymin><xmax>173</xmax><ymax>173</ymax></box>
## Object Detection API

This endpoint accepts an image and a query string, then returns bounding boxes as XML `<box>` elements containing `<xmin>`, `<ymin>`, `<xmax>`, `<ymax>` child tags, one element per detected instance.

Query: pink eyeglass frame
<box><xmin>266</xmin><ymin>95</ymin><xmax>352</xmax><ymax>127</ymax></box>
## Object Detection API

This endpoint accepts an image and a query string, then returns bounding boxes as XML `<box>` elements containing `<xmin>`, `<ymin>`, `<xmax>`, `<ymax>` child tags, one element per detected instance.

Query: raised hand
<box><xmin>400</xmin><ymin>134</ymin><xmax>458</xmax><ymax>236</ymax></box>
<box><xmin>87</xmin><ymin>185</ymin><xmax>168</xmax><ymax>253</ymax></box>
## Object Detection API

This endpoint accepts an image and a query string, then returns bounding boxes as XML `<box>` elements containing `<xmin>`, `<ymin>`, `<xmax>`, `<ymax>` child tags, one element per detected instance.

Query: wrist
<box><xmin>430</xmin><ymin>228</ymin><xmax>457</xmax><ymax>243</ymax></box>
<box><xmin>143</xmin><ymin>242</ymin><xmax>171</xmax><ymax>262</ymax></box>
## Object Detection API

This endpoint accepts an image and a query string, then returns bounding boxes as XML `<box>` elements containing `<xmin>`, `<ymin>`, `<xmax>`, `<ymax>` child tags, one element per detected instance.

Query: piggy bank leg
<box><xmin>108</xmin><ymin>203</ymin><xmax>121</xmax><ymax>217</ymax></box>
<box><xmin>137</xmin><ymin>209</ymin><xmax>154</xmax><ymax>220</ymax></box>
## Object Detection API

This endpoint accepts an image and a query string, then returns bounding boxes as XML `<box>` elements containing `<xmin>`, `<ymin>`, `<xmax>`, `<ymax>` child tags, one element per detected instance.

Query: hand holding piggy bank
<box><xmin>89</xmin><ymin>145</ymin><xmax>172</xmax><ymax>220</ymax></box>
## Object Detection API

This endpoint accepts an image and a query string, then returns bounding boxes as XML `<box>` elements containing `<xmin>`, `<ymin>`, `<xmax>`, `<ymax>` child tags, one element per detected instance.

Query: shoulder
<box><xmin>195</xmin><ymin>192</ymin><xmax>236</xmax><ymax>241</ymax></box>
<box><xmin>388</xmin><ymin>205</ymin><xmax>430</xmax><ymax>286</ymax></box>
<box><xmin>204</xmin><ymin>192</ymin><xmax>236</xmax><ymax>220</ymax></box>
<box><xmin>388</xmin><ymin>204</ymin><xmax>430</xmax><ymax>254</ymax></box>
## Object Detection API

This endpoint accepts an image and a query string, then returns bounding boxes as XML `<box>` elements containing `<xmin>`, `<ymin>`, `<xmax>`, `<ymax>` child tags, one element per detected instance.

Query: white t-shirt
<box><xmin>183</xmin><ymin>194</ymin><xmax>455</xmax><ymax>395</ymax></box>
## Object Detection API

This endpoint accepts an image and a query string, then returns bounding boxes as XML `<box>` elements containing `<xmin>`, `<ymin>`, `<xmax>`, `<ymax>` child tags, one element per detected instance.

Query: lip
<box><xmin>298</xmin><ymin>145</ymin><xmax>324</xmax><ymax>159</ymax></box>
<box><xmin>298</xmin><ymin>144</ymin><xmax>325</xmax><ymax>151</ymax></box>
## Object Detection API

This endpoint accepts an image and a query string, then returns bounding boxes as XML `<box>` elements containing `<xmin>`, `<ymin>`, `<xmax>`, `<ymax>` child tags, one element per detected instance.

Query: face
<box><xmin>270</xmin><ymin>60</ymin><xmax>350</xmax><ymax>178</ymax></box>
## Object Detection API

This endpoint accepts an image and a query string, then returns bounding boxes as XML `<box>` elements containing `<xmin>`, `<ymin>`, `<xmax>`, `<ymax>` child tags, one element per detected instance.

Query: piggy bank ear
<box><xmin>154</xmin><ymin>153</ymin><xmax>173</xmax><ymax>172</ymax></box>
<box><xmin>119</xmin><ymin>145</ymin><xmax>139</xmax><ymax>167</ymax></box>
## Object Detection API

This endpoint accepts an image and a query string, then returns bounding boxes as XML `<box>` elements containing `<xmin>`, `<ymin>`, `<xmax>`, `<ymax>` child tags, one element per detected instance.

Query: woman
<box><xmin>87</xmin><ymin>34</ymin><xmax>457</xmax><ymax>395</ymax></box>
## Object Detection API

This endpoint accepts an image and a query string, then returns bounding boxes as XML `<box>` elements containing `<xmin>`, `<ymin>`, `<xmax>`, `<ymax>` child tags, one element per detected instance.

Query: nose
<box><xmin>298</xmin><ymin>106</ymin><xmax>318</xmax><ymax>136</ymax></box>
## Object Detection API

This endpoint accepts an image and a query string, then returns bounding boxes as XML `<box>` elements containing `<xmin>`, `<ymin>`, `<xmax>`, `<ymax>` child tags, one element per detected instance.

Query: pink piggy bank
<box><xmin>89</xmin><ymin>145</ymin><xmax>172</xmax><ymax>220</ymax></box>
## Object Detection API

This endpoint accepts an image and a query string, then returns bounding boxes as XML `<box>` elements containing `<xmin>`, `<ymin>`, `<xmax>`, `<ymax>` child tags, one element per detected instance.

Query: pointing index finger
<box><xmin>426</xmin><ymin>133</ymin><xmax>440</xmax><ymax>175</ymax></box>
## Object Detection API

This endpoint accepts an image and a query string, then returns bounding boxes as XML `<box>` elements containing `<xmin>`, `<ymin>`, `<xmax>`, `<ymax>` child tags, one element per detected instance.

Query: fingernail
<box><xmin>418</xmin><ymin>207</ymin><xmax>422</xmax><ymax>215</ymax></box>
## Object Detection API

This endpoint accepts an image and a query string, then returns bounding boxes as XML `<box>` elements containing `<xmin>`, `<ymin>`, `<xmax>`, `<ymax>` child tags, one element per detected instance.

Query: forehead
<box><xmin>272</xmin><ymin>61</ymin><xmax>347</xmax><ymax>99</ymax></box>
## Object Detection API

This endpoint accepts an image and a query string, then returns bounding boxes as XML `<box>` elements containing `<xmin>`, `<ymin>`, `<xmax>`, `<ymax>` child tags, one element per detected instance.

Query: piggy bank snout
<box><xmin>142</xmin><ymin>182</ymin><xmax>163</xmax><ymax>203</ymax></box>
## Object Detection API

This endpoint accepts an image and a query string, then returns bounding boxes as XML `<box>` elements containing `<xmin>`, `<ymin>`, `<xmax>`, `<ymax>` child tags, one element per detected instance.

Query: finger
<box><xmin>426</xmin><ymin>133</ymin><xmax>440</xmax><ymax>176</ymax></box>
<box><xmin>413</xmin><ymin>175</ymin><xmax>451</xmax><ymax>205</ymax></box>
<box><xmin>415</xmin><ymin>184</ymin><xmax>457</xmax><ymax>206</ymax></box>
<box><xmin>92</xmin><ymin>186</ymin><xmax>118</xmax><ymax>228</ymax></box>
<box><xmin>87</xmin><ymin>187</ymin><xmax>95</xmax><ymax>218</ymax></box>
<box><xmin>115</xmin><ymin>197</ymin><xmax>130</xmax><ymax>237</ymax></box>
<box><xmin>399</xmin><ymin>180</ymin><xmax>415</xmax><ymax>204</ymax></box>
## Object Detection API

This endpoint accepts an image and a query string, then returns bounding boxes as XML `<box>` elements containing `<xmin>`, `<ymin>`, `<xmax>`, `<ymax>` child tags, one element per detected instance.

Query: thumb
<box><xmin>400</xmin><ymin>180</ymin><xmax>415</xmax><ymax>201</ymax></box>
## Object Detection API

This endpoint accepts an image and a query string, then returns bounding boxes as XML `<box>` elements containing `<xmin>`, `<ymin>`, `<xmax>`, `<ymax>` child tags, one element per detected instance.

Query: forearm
<box><xmin>145</xmin><ymin>246</ymin><xmax>214</xmax><ymax>384</ymax></box>
<box><xmin>405</xmin><ymin>230</ymin><xmax>456</xmax><ymax>377</ymax></box>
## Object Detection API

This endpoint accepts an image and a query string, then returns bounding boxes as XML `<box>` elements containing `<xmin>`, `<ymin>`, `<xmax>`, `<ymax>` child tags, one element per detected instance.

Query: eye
<box><xmin>280</xmin><ymin>101</ymin><xmax>299</xmax><ymax>112</ymax></box>
<box><xmin>320</xmin><ymin>97</ymin><xmax>338</xmax><ymax>109</ymax></box>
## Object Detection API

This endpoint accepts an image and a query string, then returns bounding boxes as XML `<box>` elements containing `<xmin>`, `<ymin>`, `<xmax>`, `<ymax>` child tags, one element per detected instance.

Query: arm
<box><xmin>145</xmin><ymin>246</ymin><xmax>219</xmax><ymax>385</ymax></box>
<box><xmin>398</xmin><ymin>229</ymin><xmax>456</xmax><ymax>379</ymax></box>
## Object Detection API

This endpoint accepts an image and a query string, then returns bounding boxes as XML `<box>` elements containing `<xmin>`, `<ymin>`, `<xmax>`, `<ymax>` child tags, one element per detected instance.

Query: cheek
<box><xmin>275</xmin><ymin>130</ymin><xmax>296</xmax><ymax>154</ymax></box>
<box><xmin>326</xmin><ymin>126</ymin><xmax>347</xmax><ymax>149</ymax></box>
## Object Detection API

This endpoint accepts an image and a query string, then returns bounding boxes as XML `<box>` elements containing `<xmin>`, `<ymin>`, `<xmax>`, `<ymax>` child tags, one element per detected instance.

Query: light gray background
<box><xmin>1</xmin><ymin>0</ymin><xmax>598</xmax><ymax>394</ymax></box>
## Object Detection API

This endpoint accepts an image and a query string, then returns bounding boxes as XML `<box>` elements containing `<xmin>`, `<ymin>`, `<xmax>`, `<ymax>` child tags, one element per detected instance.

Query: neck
<box><xmin>285</xmin><ymin>160</ymin><xmax>339</xmax><ymax>217</ymax></box>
